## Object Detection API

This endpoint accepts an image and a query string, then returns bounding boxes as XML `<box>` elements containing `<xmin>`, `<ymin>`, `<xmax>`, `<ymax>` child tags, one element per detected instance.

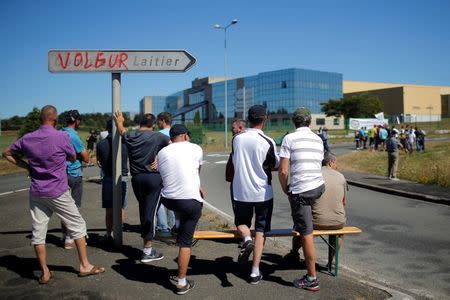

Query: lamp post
<box><xmin>426</xmin><ymin>106</ymin><xmax>433</xmax><ymax>123</ymax></box>
<box><xmin>412</xmin><ymin>106</ymin><xmax>420</xmax><ymax>127</ymax></box>
<box><xmin>214</xmin><ymin>19</ymin><xmax>238</xmax><ymax>150</ymax></box>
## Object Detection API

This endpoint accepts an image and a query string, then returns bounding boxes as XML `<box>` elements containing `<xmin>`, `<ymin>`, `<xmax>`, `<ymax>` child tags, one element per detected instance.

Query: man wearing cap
<box><xmin>61</xmin><ymin>109</ymin><xmax>89</xmax><ymax>249</ymax></box>
<box><xmin>278</xmin><ymin>107</ymin><xmax>325</xmax><ymax>291</ymax></box>
<box><xmin>387</xmin><ymin>128</ymin><xmax>402</xmax><ymax>180</ymax></box>
<box><xmin>231</xmin><ymin>105</ymin><xmax>279</xmax><ymax>284</ymax></box>
<box><xmin>114</xmin><ymin>111</ymin><xmax>169</xmax><ymax>263</ymax></box>
<box><xmin>2</xmin><ymin>105</ymin><xmax>105</xmax><ymax>284</ymax></box>
<box><xmin>157</xmin><ymin>124</ymin><xmax>204</xmax><ymax>295</ymax></box>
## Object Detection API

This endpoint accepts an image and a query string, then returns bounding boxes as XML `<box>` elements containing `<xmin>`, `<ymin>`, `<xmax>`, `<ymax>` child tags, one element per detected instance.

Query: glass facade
<box><xmin>148</xmin><ymin>68</ymin><xmax>342</xmax><ymax>123</ymax></box>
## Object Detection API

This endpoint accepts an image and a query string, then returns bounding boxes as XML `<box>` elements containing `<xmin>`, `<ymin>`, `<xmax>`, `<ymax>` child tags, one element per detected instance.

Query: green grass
<box><xmin>338</xmin><ymin>141</ymin><xmax>450</xmax><ymax>187</ymax></box>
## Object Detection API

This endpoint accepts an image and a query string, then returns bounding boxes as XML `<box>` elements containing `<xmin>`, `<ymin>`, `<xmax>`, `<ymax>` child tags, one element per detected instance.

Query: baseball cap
<box><xmin>292</xmin><ymin>107</ymin><xmax>311</xmax><ymax>123</ymax></box>
<box><xmin>65</xmin><ymin>109</ymin><xmax>82</xmax><ymax>123</ymax></box>
<box><xmin>169</xmin><ymin>124</ymin><xmax>190</xmax><ymax>138</ymax></box>
<box><xmin>247</xmin><ymin>105</ymin><xmax>267</xmax><ymax>119</ymax></box>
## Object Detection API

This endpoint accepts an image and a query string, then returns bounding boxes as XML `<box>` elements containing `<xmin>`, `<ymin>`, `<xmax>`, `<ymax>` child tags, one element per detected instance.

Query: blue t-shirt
<box><xmin>159</xmin><ymin>128</ymin><xmax>170</xmax><ymax>137</ymax></box>
<box><xmin>62</xmin><ymin>127</ymin><xmax>84</xmax><ymax>177</ymax></box>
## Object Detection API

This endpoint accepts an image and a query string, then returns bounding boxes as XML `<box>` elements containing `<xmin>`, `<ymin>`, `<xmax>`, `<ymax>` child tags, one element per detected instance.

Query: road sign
<box><xmin>48</xmin><ymin>50</ymin><xmax>196</xmax><ymax>73</ymax></box>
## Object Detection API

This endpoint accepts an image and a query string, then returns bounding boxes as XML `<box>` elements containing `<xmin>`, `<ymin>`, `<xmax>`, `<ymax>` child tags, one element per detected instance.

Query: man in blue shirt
<box><xmin>62</xmin><ymin>110</ymin><xmax>89</xmax><ymax>249</ymax></box>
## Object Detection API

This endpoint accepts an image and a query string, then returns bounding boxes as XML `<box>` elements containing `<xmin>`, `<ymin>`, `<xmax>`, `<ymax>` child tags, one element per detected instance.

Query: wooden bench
<box><xmin>193</xmin><ymin>226</ymin><xmax>362</xmax><ymax>277</ymax></box>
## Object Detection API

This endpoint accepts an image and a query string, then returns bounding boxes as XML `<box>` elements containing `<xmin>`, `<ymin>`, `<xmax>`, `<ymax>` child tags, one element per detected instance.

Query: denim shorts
<box><xmin>289</xmin><ymin>184</ymin><xmax>325</xmax><ymax>235</ymax></box>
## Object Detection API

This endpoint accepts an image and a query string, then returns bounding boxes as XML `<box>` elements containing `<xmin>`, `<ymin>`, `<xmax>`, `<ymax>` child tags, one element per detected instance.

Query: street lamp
<box><xmin>214</xmin><ymin>19</ymin><xmax>238</xmax><ymax>150</ymax></box>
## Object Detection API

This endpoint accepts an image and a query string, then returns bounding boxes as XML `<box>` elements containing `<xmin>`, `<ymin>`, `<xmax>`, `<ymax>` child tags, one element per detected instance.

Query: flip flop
<box><xmin>38</xmin><ymin>271</ymin><xmax>54</xmax><ymax>284</ymax></box>
<box><xmin>78</xmin><ymin>266</ymin><xmax>106</xmax><ymax>277</ymax></box>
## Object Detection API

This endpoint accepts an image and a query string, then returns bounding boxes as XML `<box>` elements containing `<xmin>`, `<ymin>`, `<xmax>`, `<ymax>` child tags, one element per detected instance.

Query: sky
<box><xmin>1</xmin><ymin>0</ymin><xmax>449</xmax><ymax>118</ymax></box>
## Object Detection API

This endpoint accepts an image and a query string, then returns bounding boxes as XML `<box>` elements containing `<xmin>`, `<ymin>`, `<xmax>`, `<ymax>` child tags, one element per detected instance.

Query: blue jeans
<box><xmin>156</xmin><ymin>204</ymin><xmax>175</xmax><ymax>232</ymax></box>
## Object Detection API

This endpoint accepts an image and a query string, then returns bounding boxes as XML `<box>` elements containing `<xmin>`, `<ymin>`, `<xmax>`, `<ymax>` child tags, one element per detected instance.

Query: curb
<box><xmin>346</xmin><ymin>179</ymin><xmax>450</xmax><ymax>206</ymax></box>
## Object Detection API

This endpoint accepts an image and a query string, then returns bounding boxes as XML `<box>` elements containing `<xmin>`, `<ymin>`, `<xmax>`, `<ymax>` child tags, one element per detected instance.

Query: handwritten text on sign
<box><xmin>48</xmin><ymin>50</ymin><xmax>196</xmax><ymax>73</ymax></box>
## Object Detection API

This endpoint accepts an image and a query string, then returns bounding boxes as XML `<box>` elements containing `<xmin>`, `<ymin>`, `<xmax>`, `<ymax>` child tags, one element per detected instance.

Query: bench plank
<box><xmin>193</xmin><ymin>226</ymin><xmax>362</xmax><ymax>239</ymax></box>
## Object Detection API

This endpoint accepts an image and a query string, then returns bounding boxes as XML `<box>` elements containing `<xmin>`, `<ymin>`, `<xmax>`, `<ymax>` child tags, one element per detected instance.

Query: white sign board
<box><xmin>349</xmin><ymin>118</ymin><xmax>388</xmax><ymax>130</ymax></box>
<box><xmin>48</xmin><ymin>50</ymin><xmax>196</xmax><ymax>73</ymax></box>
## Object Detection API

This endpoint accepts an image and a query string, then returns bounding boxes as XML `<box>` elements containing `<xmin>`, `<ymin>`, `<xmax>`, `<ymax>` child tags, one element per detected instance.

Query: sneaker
<box><xmin>390</xmin><ymin>177</ymin><xmax>400</xmax><ymax>181</ymax></box>
<box><xmin>175</xmin><ymin>279</ymin><xmax>195</xmax><ymax>295</ymax></box>
<box><xmin>157</xmin><ymin>230</ymin><xmax>173</xmax><ymax>238</ymax></box>
<box><xmin>249</xmin><ymin>274</ymin><xmax>263</xmax><ymax>285</ymax></box>
<box><xmin>140</xmin><ymin>249</ymin><xmax>164</xmax><ymax>263</ymax></box>
<box><xmin>238</xmin><ymin>240</ymin><xmax>254</xmax><ymax>264</ymax></box>
<box><xmin>293</xmin><ymin>275</ymin><xmax>320</xmax><ymax>292</ymax></box>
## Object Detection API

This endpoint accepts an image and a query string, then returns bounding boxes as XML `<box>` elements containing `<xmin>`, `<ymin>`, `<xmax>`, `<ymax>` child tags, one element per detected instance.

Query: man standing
<box><xmin>2</xmin><ymin>105</ymin><xmax>105</xmax><ymax>284</ymax></box>
<box><xmin>232</xmin><ymin>105</ymin><xmax>279</xmax><ymax>284</ymax></box>
<box><xmin>96</xmin><ymin>120</ymin><xmax>129</xmax><ymax>242</ymax></box>
<box><xmin>231</xmin><ymin>119</ymin><xmax>247</xmax><ymax>136</ymax></box>
<box><xmin>157</xmin><ymin>124</ymin><xmax>204</xmax><ymax>295</ymax></box>
<box><xmin>115</xmin><ymin>111</ymin><xmax>169</xmax><ymax>263</ymax></box>
<box><xmin>61</xmin><ymin>110</ymin><xmax>89</xmax><ymax>249</ymax></box>
<box><xmin>155</xmin><ymin>112</ymin><xmax>176</xmax><ymax>236</ymax></box>
<box><xmin>285</xmin><ymin>152</ymin><xmax>347</xmax><ymax>268</ymax></box>
<box><xmin>278</xmin><ymin>107</ymin><xmax>325</xmax><ymax>292</ymax></box>
<box><xmin>387</xmin><ymin>128</ymin><xmax>402</xmax><ymax>180</ymax></box>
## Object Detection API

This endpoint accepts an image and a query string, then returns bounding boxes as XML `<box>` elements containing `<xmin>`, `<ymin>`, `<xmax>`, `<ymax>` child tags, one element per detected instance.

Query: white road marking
<box><xmin>0</xmin><ymin>188</ymin><xmax>29</xmax><ymax>197</ymax></box>
<box><xmin>215</xmin><ymin>161</ymin><xmax>228</xmax><ymax>164</ymax></box>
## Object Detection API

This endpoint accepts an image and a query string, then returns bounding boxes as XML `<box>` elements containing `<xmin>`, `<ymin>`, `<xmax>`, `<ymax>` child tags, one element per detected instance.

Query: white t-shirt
<box><xmin>279</xmin><ymin>127</ymin><xmax>324</xmax><ymax>194</ymax></box>
<box><xmin>232</xmin><ymin>128</ymin><xmax>280</xmax><ymax>202</ymax></box>
<box><xmin>157</xmin><ymin>141</ymin><xmax>203</xmax><ymax>202</ymax></box>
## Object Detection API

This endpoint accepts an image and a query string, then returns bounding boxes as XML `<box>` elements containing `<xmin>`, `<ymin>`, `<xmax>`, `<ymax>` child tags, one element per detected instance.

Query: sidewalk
<box><xmin>342</xmin><ymin>170</ymin><xmax>450</xmax><ymax>205</ymax></box>
<box><xmin>0</xmin><ymin>181</ymin><xmax>391</xmax><ymax>299</ymax></box>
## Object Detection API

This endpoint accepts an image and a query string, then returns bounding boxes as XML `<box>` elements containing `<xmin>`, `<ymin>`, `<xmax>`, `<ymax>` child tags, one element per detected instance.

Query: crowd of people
<box><xmin>354</xmin><ymin>124</ymin><xmax>426</xmax><ymax>153</ymax></box>
<box><xmin>2</xmin><ymin>104</ymin><xmax>350</xmax><ymax>295</ymax></box>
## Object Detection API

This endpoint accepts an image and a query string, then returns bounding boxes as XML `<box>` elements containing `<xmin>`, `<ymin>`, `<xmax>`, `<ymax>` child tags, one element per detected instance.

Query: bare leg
<box><xmin>252</xmin><ymin>232</ymin><xmax>264</xmax><ymax>268</ymax></box>
<box><xmin>237</xmin><ymin>224</ymin><xmax>251</xmax><ymax>240</ymax></box>
<box><xmin>74</xmin><ymin>237</ymin><xmax>95</xmax><ymax>273</ymax></box>
<box><xmin>144</xmin><ymin>239</ymin><xmax>153</xmax><ymax>248</ymax></box>
<box><xmin>302</xmin><ymin>234</ymin><xmax>317</xmax><ymax>277</ymax></box>
<box><xmin>177</xmin><ymin>247</ymin><xmax>191</xmax><ymax>280</ymax></box>
<box><xmin>34</xmin><ymin>244</ymin><xmax>51</xmax><ymax>281</ymax></box>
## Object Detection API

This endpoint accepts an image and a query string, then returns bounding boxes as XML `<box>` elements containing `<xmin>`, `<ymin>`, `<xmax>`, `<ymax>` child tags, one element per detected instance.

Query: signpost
<box><xmin>49</xmin><ymin>49</ymin><xmax>196</xmax><ymax>247</ymax></box>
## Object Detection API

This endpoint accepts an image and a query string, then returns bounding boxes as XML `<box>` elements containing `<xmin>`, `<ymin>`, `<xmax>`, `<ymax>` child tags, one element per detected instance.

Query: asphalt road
<box><xmin>201</xmin><ymin>148</ymin><xmax>450</xmax><ymax>299</ymax></box>
<box><xmin>1</xmin><ymin>143</ymin><xmax>449</xmax><ymax>298</ymax></box>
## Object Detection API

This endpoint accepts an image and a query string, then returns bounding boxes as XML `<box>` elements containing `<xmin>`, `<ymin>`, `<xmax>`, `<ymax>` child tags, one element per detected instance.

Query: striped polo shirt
<box><xmin>232</xmin><ymin>128</ymin><xmax>280</xmax><ymax>202</ymax></box>
<box><xmin>279</xmin><ymin>127</ymin><xmax>324</xmax><ymax>194</ymax></box>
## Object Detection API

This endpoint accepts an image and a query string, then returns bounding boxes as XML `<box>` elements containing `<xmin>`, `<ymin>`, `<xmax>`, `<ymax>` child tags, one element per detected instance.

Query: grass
<box><xmin>338</xmin><ymin>141</ymin><xmax>450</xmax><ymax>188</ymax></box>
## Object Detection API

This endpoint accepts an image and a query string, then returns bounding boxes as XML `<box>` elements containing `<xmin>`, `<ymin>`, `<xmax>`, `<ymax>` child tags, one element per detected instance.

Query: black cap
<box><xmin>169</xmin><ymin>124</ymin><xmax>189</xmax><ymax>138</ymax></box>
<box><xmin>66</xmin><ymin>109</ymin><xmax>82</xmax><ymax>123</ymax></box>
<box><xmin>248</xmin><ymin>105</ymin><xmax>267</xmax><ymax>119</ymax></box>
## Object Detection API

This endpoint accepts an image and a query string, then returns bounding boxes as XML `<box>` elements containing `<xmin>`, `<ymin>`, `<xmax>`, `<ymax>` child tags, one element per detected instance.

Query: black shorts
<box><xmin>289</xmin><ymin>184</ymin><xmax>325</xmax><ymax>235</ymax></box>
<box><xmin>101</xmin><ymin>176</ymin><xmax>128</xmax><ymax>209</ymax></box>
<box><xmin>161</xmin><ymin>197</ymin><xmax>202</xmax><ymax>247</ymax></box>
<box><xmin>233</xmin><ymin>199</ymin><xmax>273</xmax><ymax>233</ymax></box>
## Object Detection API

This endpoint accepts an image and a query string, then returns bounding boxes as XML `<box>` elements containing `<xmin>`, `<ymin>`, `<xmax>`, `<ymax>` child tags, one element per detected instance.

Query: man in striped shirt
<box><xmin>278</xmin><ymin>107</ymin><xmax>325</xmax><ymax>292</ymax></box>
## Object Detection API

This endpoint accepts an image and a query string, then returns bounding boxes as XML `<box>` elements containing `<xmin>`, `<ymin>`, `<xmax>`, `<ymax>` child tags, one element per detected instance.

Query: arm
<box><xmin>278</xmin><ymin>157</ymin><xmax>290</xmax><ymax>195</ymax></box>
<box><xmin>114</xmin><ymin>111</ymin><xmax>127</xmax><ymax>136</ymax></box>
<box><xmin>79</xmin><ymin>149</ymin><xmax>89</xmax><ymax>163</ymax></box>
<box><xmin>2</xmin><ymin>146</ymin><xmax>30</xmax><ymax>170</ymax></box>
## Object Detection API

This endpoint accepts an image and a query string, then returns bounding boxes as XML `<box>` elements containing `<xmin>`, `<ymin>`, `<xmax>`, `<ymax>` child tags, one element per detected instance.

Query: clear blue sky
<box><xmin>1</xmin><ymin>0</ymin><xmax>449</xmax><ymax>118</ymax></box>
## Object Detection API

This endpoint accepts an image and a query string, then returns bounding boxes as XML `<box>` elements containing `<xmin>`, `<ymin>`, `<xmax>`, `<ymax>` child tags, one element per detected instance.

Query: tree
<box><xmin>193</xmin><ymin>110</ymin><xmax>201</xmax><ymax>125</ymax></box>
<box><xmin>321</xmin><ymin>93</ymin><xmax>384</xmax><ymax>119</ymax></box>
<box><xmin>18</xmin><ymin>107</ymin><xmax>41</xmax><ymax>137</ymax></box>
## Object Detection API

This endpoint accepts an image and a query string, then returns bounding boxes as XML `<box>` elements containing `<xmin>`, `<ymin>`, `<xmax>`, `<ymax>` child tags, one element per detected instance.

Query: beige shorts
<box><xmin>29</xmin><ymin>190</ymin><xmax>87</xmax><ymax>245</ymax></box>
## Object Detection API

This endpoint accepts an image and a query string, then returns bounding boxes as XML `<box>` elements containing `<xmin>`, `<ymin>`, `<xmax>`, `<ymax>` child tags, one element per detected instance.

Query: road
<box><xmin>1</xmin><ymin>143</ymin><xmax>449</xmax><ymax>298</ymax></box>
<box><xmin>201</xmin><ymin>147</ymin><xmax>450</xmax><ymax>299</ymax></box>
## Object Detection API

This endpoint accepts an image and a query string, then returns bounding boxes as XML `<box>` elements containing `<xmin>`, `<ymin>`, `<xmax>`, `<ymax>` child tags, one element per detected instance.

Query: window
<box><xmin>316</xmin><ymin>118</ymin><xmax>325</xmax><ymax>125</ymax></box>
<box><xmin>281</xmin><ymin>81</ymin><xmax>287</xmax><ymax>89</ymax></box>
<box><xmin>333</xmin><ymin>118</ymin><xmax>340</xmax><ymax>126</ymax></box>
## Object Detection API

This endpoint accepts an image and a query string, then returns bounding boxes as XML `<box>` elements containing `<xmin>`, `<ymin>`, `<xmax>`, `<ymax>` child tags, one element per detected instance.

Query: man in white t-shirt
<box><xmin>278</xmin><ymin>107</ymin><xmax>325</xmax><ymax>292</ymax></box>
<box><xmin>232</xmin><ymin>105</ymin><xmax>280</xmax><ymax>285</ymax></box>
<box><xmin>157</xmin><ymin>124</ymin><xmax>204</xmax><ymax>295</ymax></box>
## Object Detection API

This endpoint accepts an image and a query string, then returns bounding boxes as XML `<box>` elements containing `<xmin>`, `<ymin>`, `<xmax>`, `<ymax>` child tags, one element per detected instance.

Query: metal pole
<box><xmin>112</xmin><ymin>73</ymin><xmax>123</xmax><ymax>247</ymax></box>
<box><xmin>243</xmin><ymin>86</ymin><xmax>246</xmax><ymax>120</ymax></box>
<box><xmin>224</xmin><ymin>28</ymin><xmax>228</xmax><ymax>150</ymax></box>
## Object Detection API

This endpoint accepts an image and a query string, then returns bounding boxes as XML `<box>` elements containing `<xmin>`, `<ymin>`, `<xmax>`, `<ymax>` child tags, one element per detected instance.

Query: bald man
<box><xmin>2</xmin><ymin>105</ymin><xmax>105</xmax><ymax>284</ymax></box>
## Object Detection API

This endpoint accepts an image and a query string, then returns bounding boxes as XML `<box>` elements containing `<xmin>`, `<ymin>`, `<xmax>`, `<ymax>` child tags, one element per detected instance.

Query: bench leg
<box><xmin>326</xmin><ymin>235</ymin><xmax>339</xmax><ymax>277</ymax></box>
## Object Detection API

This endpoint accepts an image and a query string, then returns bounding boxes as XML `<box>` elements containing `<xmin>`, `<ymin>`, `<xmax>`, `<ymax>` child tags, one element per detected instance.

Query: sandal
<box><xmin>78</xmin><ymin>266</ymin><xmax>106</xmax><ymax>277</ymax></box>
<box><xmin>38</xmin><ymin>271</ymin><xmax>54</xmax><ymax>284</ymax></box>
